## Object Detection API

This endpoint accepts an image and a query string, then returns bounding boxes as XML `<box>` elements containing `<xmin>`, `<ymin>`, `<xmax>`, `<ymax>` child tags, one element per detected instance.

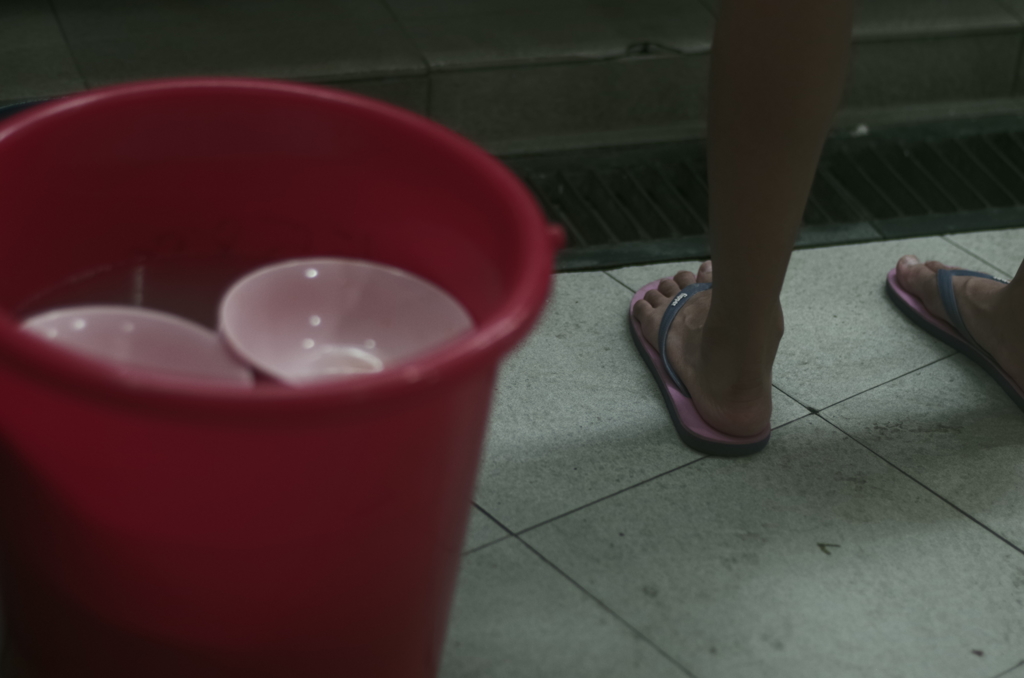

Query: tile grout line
<box><xmin>603</xmin><ymin>270</ymin><xmax>639</xmax><ymax>293</ymax></box>
<box><xmin>513</xmin><ymin>535</ymin><xmax>701</xmax><ymax>678</ymax></box>
<box><xmin>941</xmin><ymin>234</ymin><xmax>1019</xmax><ymax>277</ymax></box>
<box><xmin>820</xmin><ymin>416</ymin><xmax>1024</xmax><ymax>559</ymax></box>
<box><xmin>457</xmin><ymin>502</ymin><xmax>516</xmax><ymax>556</ymax></box>
<box><xmin>992</xmin><ymin>657</ymin><xmax>1024</xmax><ymax>678</ymax></box>
<box><xmin>46</xmin><ymin>0</ymin><xmax>91</xmax><ymax>90</ymax></box>
<box><xmin>460</xmin><ymin>534</ymin><xmax>511</xmax><ymax>557</ymax></box>
<box><xmin>811</xmin><ymin>352</ymin><xmax>957</xmax><ymax>414</ymax></box>
<box><xmin>513</xmin><ymin>456</ymin><xmax>707</xmax><ymax>538</ymax></box>
<box><xmin>469</xmin><ymin>502</ymin><xmax>516</xmax><ymax>542</ymax></box>
<box><xmin>769</xmin><ymin>382</ymin><xmax>817</xmax><ymax>413</ymax></box>
<box><xmin>464</xmin><ymin>411</ymin><xmax>816</xmax><ymax>566</ymax></box>
<box><xmin>502</xmin><ymin>416</ymin><xmax>818</xmax><ymax>543</ymax></box>
<box><xmin>459</xmin><ymin>502</ymin><xmax>518</xmax><ymax>555</ymax></box>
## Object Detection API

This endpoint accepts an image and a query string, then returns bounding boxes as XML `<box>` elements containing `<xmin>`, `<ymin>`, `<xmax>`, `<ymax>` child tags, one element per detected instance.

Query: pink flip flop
<box><xmin>628</xmin><ymin>280</ymin><xmax>770</xmax><ymax>456</ymax></box>
<box><xmin>886</xmin><ymin>267</ymin><xmax>1024</xmax><ymax>412</ymax></box>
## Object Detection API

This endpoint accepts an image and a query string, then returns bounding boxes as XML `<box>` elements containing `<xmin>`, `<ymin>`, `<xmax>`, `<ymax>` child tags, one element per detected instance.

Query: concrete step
<box><xmin>3</xmin><ymin>0</ymin><xmax>1024</xmax><ymax>152</ymax></box>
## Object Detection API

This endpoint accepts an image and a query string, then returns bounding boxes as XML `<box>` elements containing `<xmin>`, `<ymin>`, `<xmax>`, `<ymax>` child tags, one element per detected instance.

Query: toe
<box><xmin>633</xmin><ymin>298</ymin><xmax>666</xmax><ymax>349</ymax></box>
<box><xmin>897</xmin><ymin>255</ymin><xmax>930</xmax><ymax>295</ymax></box>
<box><xmin>924</xmin><ymin>260</ymin><xmax>955</xmax><ymax>273</ymax></box>
<box><xmin>672</xmin><ymin>270</ymin><xmax>697</xmax><ymax>290</ymax></box>
<box><xmin>896</xmin><ymin>255</ymin><xmax>951</xmax><ymax>322</ymax></box>
<box><xmin>658</xmin><ymin>278</ymin><xmax>682</xmax><ymax>297</ymax></box>
<box><xmin>644</xmin><ymin>288</ymin><xmax>666</xmax><ymax>306</ymax></box>
<box><xmin>896</xmin><ymin>255</ymin><xmax>922</xmax><ymax>289</ymax></box>
<box><xmin>632</xmin><ymin>298</ymin><xmax>654</xmax><ymax>322</ymax></box>
<box><xmin>897</xmin><ymin>256</ymin><xmax>956</xmax><ymax>298</ymax></box>
<box><xmin>695</xmin><ymin>260</ymin><xmax>713</xmax><ymax>284</ymax></box>
<box><xmin>897</xmin><ymin>254</ymin><xmax>919</xmax><ymax>270</ymax></box>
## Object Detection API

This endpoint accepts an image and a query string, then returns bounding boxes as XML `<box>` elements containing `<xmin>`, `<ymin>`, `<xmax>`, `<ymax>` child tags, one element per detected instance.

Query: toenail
<box><xmin>903</xmin><ymin>255</ymin><xmax>920</xmax><ymax>266</ymax></box>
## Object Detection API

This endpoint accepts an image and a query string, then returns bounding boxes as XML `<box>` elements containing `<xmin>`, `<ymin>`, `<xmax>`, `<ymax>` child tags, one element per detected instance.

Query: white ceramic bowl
<box><xmin>218</xmin><ymin>258</ymin><xmax>474</xmax><ymax>385</ymax></box>
<box><xmin>21</xmin><ymin>305</ymin><xmax>254</xmax><ymax>387</ymax></box>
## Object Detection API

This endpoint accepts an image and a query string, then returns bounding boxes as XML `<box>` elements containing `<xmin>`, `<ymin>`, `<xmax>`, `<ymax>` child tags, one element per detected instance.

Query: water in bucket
<box><xmin>16</xmin><ymin>256</ymin><xmax>255</xmax><ymax>330</ymax></box>
<box><xmin>18</xmin><ymin>256</ymin><xmax>474</xmax><ymax>386</ymax></box>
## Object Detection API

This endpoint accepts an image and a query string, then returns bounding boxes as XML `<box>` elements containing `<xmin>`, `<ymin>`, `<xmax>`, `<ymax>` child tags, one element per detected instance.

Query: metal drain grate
<box><xmin>7</xmin><ymin>100</ymin><xmax>1024</xmax><ymax>273</ymax></box>
<box><xmin>503</xmin><ymin>114</ymin><xmax>1024</xmax><ymax>271</ymax></box>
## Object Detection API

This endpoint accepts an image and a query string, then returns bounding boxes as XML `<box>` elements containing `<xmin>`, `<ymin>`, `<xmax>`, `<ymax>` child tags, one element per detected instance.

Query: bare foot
<box><xmin>895</xmin><ymin>255</ymin><xmax>1024</xmax><ymax>388</ymax></box>
<box><xmin>631</xmin><ymin>261</ymin><xmax>777</xmax><ymax>437</ymax></box>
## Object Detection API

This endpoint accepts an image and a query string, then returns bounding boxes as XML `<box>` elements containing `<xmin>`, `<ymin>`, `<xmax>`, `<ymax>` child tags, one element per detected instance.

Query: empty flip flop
<box><xmin>628</xmin><ymin>280</ymin><xmax>771</xmax><ymax>456</ymax></box>
<box><xmin>886</xmin><ymin>267</ymin><xmax>1024</xmax><ymax>412</ymax></box>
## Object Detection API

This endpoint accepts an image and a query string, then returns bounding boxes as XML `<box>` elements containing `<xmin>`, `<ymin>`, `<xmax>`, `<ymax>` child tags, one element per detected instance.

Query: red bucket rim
<box><xmin>0</xmin><ymin>78</ymin><xmax>555</xmax><ymax>419</ymax></box>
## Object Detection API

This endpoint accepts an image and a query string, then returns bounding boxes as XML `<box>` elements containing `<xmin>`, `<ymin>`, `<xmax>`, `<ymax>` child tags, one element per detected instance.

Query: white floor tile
<box><xmin>945</xmin><ymin>227</ymin><xmax>1024</xmax><ymax>278</ymax></box>
<box><xmin>822</xmin><ymin>354</ymin><xmax>1024</xmax><ymax>547</ymax></box>
<box><xmin>474</xmin><ymin>271</ymin><xmax>703</xmax><ymax>533</ymax></box>
<box><xmin>523</xmin><ymin>416</ymin><xmax>1024</xmax><ymax>678</ymax></box>
<box><xmin>440</xmin><ymin>539</ymin><xmax>687</xmax><ymax>678</ymax></box>
<box><xmin>776</xmin><ymin>237</ymin><xmax>1002</xmax><ymax>410</ymax></box>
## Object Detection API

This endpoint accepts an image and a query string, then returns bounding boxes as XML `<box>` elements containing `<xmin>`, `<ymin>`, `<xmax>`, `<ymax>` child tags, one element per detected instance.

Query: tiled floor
<box><xmin>4</xmin><ymin>0</ymin><xmax>1024</xmax><ymax>151</ymax></box>
<box><xmin>443</xmin><ymin>228</ymin><xmax>1024</xmax><ymax>678</ymax></box>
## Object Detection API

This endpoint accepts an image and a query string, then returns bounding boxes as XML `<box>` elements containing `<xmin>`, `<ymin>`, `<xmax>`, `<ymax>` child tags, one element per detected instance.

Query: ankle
<box><xmin>989</xmin><ymin>282</ymin><xmax>1024</xmax><ymax>334</ymax></box>
<box><xmin>1000</xmin><ymin>275</ymin><xmax>1024</xmax><ymax>307</ymax></box>
<box><xmin>964</xmin><ymin>277</ymin><xmax>1022</xmax><ymax>329</ymax></box>
<box><xmin>696</xmin><ymin>329</ymin><xmax>776</xmax><ymax>399</ymax></box>
<box><xmin>706</xmin><ymin>295</ymin><xmax>784</xmax><ymax>334</ymax></box>
<box><xmin>703</xmin><ymin>306</ymin><xmax>783</xmax><ymax>369</ymax></box>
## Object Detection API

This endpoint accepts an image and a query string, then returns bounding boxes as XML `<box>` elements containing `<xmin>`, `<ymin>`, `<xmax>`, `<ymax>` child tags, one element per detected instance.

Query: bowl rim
<box><xmin>22</xmin><ymin>304</ymin><xmax>256</xmax><ymax>387</ymax></box>
<box><xmin>217</xmin><ymin>256</ymin><xmax>476</xmax><ymax>385</ymax></box>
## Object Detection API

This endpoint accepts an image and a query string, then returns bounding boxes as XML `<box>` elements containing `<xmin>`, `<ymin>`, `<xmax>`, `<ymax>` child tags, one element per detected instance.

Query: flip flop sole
<box><xmin>628</xmin><ymin>281</ymin><xmax>770</xmax><ymax>457</ymax></box>
<box><xmin>885</xmin><ymin>268</ymin><xmax>1024</xmax><ymax>412</ymax></box>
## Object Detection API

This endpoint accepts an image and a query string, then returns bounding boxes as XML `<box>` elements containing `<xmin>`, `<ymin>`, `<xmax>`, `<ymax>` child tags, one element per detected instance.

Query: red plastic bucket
<box><xmin>0</xmin><ymin>79</ymin><xmax>562</xmax><ymax>677</ymax></box>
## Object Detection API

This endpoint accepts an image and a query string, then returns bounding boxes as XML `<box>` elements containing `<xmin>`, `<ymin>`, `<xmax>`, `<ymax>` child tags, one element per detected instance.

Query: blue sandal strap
<box><xmin>657</xmin><ymin>282</ymin><xmax>712</xmax><ymax>397</ymax></box>
<box><xmin>935</xmin><ymin>268</ymin><xmax>1008</xmax><ymax>353</ymax></box>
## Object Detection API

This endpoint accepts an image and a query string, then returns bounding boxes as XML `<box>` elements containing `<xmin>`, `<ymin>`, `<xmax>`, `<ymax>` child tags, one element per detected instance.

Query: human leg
<box><xmin>633</xmin><ymin>0</ymin><xmax>855</xmax><ymax>437</ymax></box>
